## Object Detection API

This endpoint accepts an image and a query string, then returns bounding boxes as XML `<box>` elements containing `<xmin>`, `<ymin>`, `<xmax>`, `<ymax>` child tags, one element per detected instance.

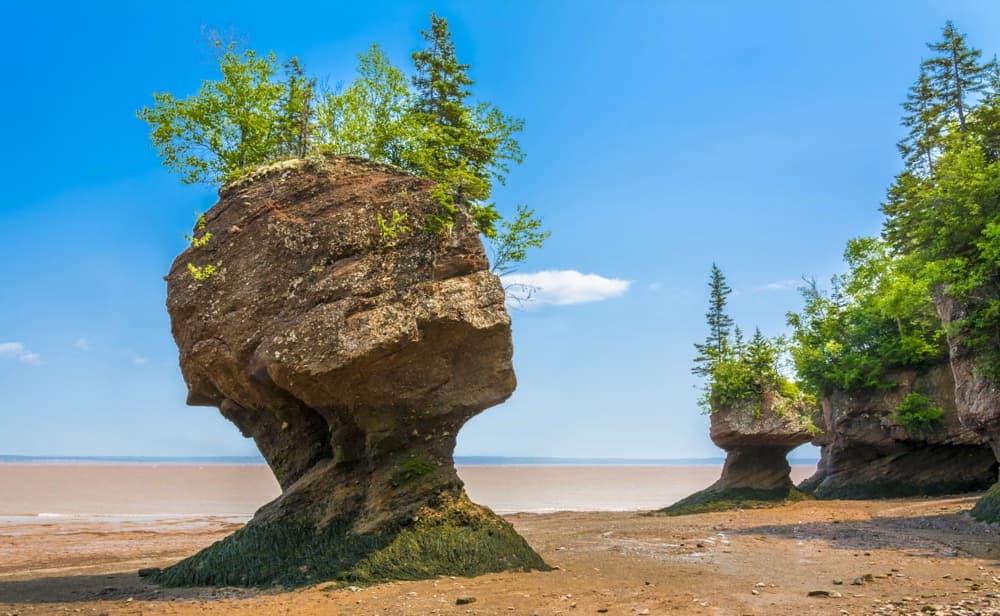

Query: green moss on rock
<box><xmin>657</xmin><ymin>485</ymin><xmax>810</xmax><ymax>516</ymax></box>
<box><xmin>153</xmin><ymin>494</ymin><xmax>548</xmax><ymax>588</ymax></box>
<box><xmin>971</xmin><ymin>482</ymin><xmax>1000</xmax><ymax>523</ymax></box>
<box><xmin>390</xmin><ymin>454</ymin><xmax>437</xmax><ymax>488</ymax></box>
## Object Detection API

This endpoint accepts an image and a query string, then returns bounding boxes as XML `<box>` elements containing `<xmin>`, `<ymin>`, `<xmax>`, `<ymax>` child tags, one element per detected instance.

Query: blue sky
<box><xmin>3</xmin><ymin>1</ymin><xmax>999</xmax><ymax>459</ymax></box>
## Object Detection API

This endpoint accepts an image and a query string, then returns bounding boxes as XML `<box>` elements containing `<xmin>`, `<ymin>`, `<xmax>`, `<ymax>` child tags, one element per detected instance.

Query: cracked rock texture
<box><xmin>800</xmin><ymin>362</ymin><xmax>996</xmax><ymax>499</ymax></box>
<box><xmin>935</xmin><ymin>293</ymin><xmax>1000</xmax><ymax>521</ymax></box>
<box><xmin>661</xmin><ymin>390</ymin><xmax>814</xmax><ymax>515</ymax></box>
<box><xmin>160</xmin><ymin>156</ymin><xmax>545</xmax><ymax>586</ymax></box>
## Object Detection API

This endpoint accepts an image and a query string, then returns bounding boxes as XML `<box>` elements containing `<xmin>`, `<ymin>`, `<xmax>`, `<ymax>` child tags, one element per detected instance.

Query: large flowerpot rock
<box><xmin>800</xmin><ymin>363</ymin><xmax>996</xmax><ymax>499</ymax></box>
<box><xmin>660</xmin><ymin>390</ymin><xmax>814</xmax><ymax>515</ymax></box>
<box><xmin>158</xmin><ymin>156</ymin><xmax>547</xmax><ymax>587</ymax></box>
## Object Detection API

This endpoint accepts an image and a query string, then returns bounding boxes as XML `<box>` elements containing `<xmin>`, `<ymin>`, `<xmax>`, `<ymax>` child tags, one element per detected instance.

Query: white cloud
<box><xmin>500</xmin><ymin>270</ymin><xmax>631</xmax><ymax>306</ymax></box>
<box><xmin>755</xmin><ymin>279</ymin><xmax>800</xmax><ymax>292</ymax></box>
<box><xmin>0</xmin><ymin>341</ymin><xmax>40</xmax><ymax>364</ymax></box>
<box><xmin>0</xmin><ymin>342</ymin><xmax>24</xmax><ymax>355</ymax></box>
<box><xmin>133</xmin><ymin>355</ymin><xmax>149</xmax><ymax>366</ymax></box>
<box><xmin>74</xmin><ymin>338</ymin><xmax>90</xmax><ymax>351</ymax></box>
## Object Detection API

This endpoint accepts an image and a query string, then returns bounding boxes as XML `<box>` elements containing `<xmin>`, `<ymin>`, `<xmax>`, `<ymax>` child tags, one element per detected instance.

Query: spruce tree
<box><xmin>899</xmin><ymin>65</ymin><xmax>941</xmax><ymax>174</ymax></box>
<box><xmin>406</xmin><ymin>14</ymin><xmax>525</xmax><ymax>235</ymax></box>
<box><xmin>692</xmin><ymin>264</ymin><xmax>734</xmax><ymax>378</ymax></box>
<box><xmin>923</xmin><ymin>21</ymin><xmax>992</xmax><ymax>133</ymax></box>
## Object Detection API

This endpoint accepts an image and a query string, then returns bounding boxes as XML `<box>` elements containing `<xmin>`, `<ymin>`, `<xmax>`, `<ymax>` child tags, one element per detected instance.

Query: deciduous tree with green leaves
<box><xmin>139</xmin><ymin>16</ymin><xmax>547</xmax><ymax>278</ymax></box>
<box><xmin>137</xmin><ymin>36</ymin><xmax>308</xmax><ymax>184</ymax></box>
<box><xmin>786</xmin><ymin>238</ymin><xmax>945</xmax><ymax>394</ymax></box>
<box><xmin>316</xmin><ymin>44</ymin><xmax>414</xmax><ymax>166</ymax></box>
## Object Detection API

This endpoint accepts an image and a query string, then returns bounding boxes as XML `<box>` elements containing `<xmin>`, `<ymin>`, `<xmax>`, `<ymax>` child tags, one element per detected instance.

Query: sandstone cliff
<box><xmin>935</xmin><ymin>293</ymin><xmax>1000</xmax><ymax>522</ymax></box>
<box><xmin>661</xmin><ymin>389</ymin><xmax>814</xmax><ymax>515</ymax></box>
<box><xmin>158</xmin><ymin>156</ymin><xmax>546</xmax><ymax>587</ymax></box>
<box><xmin>799</xmin><ymin>362</ymin><xmax>996</xmax><ymax>499</ymax></box>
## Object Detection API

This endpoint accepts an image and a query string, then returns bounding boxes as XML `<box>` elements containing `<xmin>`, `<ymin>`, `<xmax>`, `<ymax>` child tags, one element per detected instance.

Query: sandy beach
<box><xmin>2</xmin><ymin>496</ymin><xmax>1000</xmax><ymax>615</ymax></box>
<box><xmin>2</xmin><ymin>464</ymin><xmax>1000</xmax><ymax>615</ymax></box>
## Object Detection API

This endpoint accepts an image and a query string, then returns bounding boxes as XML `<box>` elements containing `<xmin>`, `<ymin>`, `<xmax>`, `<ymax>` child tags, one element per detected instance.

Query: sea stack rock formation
<box><xmin>661</xmin><ymin>390</ymin><xmax>814</xmax><ymax>515</ymax></box>
<box><xmin>935</xmin><ymin>293</ymin><xmax>1000</xmax><ymax>521</ymax></box>
<box><xmin>798</xmin><ymin>363</ymin><xmax>996</xmax><ymax>499</ymax></box>
<box><xmin>160</xmin><ymin>156</ymin><xmax>546</xmax><ymax>587</ymax></box>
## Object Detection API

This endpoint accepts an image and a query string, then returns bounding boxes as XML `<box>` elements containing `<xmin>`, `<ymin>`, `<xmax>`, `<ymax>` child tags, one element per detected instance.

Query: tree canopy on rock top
<box><xmin>138</xmin><ymin>15</ymin><xmax>546</xmax><ymax>273</ymax></box>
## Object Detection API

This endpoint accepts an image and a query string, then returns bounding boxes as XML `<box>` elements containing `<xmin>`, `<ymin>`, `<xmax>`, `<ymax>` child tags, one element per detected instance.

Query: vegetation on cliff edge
<box><xmin>693</xmin><ymin>264</ymin><xmax>812</xmax><ymax>416</ymax></box>
<box><xmin>138</xmin><ymin>16</ymin><xmax>548</xmax><ymax>275</ymax></box>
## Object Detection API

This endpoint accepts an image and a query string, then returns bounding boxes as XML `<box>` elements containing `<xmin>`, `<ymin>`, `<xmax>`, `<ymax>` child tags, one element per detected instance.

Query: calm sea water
<box><xmin>0</xmin><ymin>462</ymin><xmax>817</xmax><ymax>518</ymax></box>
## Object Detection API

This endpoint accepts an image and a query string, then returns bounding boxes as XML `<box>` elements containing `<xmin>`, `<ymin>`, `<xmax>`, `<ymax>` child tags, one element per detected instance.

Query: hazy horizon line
<box><xmin>0</xmin><ymin>454</ymin><xmax>821</xmax><ymax>465</ymax></box>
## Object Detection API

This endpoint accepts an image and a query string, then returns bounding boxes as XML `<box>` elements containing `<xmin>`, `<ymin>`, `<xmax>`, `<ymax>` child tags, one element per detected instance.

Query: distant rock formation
<box><xmin>935</xmin><ymin>293</ymin><xmax>1000</xmax><ymax>522</ymax></box>
<box><xmin>799</xmin><ymin>362</ymin><xmax>996</xmax><ymax>499</ymax></box>
<box><xmin>159</xmin><ymin>156</ymin><xmax>546</xmax><ymax>587</ymax></box>
<box><xmin>661</xmin><ymin>390</ymin><xmax>814</xmax><ymax>515</ymax></box>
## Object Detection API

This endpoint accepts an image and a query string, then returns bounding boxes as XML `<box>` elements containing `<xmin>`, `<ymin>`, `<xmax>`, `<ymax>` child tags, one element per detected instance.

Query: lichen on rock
<box><xmin>160</xmin><ymin>155</ymin><xmax>547</xmax><ymax>586</ymax></box>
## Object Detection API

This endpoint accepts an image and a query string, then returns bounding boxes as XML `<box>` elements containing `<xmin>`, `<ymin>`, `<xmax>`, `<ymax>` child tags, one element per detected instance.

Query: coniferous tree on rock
<box><xmin>663</xmin><ymin>266</ymin><xmax>815</xmax><ymax>516</ymax></box>
<box><xmin>139</xmin><ymin>17</ymin><xmax>550</xmax><ymax>587</ymax></box>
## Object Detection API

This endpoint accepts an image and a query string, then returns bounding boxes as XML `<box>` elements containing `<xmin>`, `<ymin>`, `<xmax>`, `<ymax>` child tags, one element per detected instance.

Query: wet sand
<box><xmin>2</xmin><ymin>497</ymin><xmax>1000</xmax><ymax>615</ymax></box>
<box><xmin>6</xmin><ymin>463</ymin><xmax>998</xmax><ymax>615</ymax></box>
<box><xmin>0</xmin><ymin>463</ymin><xmax>816</xmax><ymax>517</ymax></box>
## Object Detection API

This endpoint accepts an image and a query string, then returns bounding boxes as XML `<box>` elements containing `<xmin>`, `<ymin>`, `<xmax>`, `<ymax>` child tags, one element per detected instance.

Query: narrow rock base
<box><xmin>154</xmin><ymin>493</ymin><xmax>548</xmax><ymax>588</ymax></box>
<box><xmin>659</xmin><ymin>484</ymin><xmax>809</xmax><ymax>516</ymax></box>
<box><xmin>659</xmin><ymin>446</ymin><xmax>809</xmax><ymax>516</ymax></box>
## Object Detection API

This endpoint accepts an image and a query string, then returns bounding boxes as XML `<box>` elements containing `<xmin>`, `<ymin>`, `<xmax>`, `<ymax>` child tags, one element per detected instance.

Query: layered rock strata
<box><xmin>800</xmin><ymin>363</ymin><xmax>996</xmax><ymax>499</ymax></box>
<box><xmin>159</xmin><ymin>156</ymin><xmax>546</xmax><ymax>587</ymax></box>
<box><xmin>661</xmin><ymin>391</ymin><xmax>814</xmax><ymax>515</ymax></box>
<box><xmin>935</xmin><ymin>293</ymin><xmax>1000</xmax><ymax>521</ymax></box>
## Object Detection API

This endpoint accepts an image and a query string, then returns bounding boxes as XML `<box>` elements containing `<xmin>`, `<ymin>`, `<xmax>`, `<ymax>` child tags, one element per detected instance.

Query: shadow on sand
<box><xmin>727</xmin><ymin>495</ymin><xmax>1000</xmax><ymax>562</ymax></box>
<box><xmin>0</xmin><ymin>571</ymin><xmax>259</xmax><ymax>604</ymax></box>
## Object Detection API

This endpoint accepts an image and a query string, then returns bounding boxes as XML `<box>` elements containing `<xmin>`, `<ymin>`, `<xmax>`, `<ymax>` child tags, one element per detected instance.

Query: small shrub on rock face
<box><xmin>377</xmin><ymin>209</ymin><xmax>411</xmax><ymax>248</ymax></box>
<box><xmin>186</xmin><ymin>262</ymin><xmax>218</xmax><ymax>281</ymax></box>
<box><xmin>896</xmin><ymin>392</ymin><xmax>944</xmax><ymax>431</ymax></box>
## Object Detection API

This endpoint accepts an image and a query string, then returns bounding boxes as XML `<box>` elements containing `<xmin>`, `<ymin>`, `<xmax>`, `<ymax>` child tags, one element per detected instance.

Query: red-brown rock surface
<box><xmin>160</xmin><ymin>156</ymin><xmax>545</xmax><ymax>587</ymax></box>
<box><xmin>662</xmin><ymin>390</ymin><xmax>814</xmax><ymax>514</ymax></box>
<box><xmin>800</xmin><ymin>363</ymin><xmax>996</xmax><ymax>499</ymax></box>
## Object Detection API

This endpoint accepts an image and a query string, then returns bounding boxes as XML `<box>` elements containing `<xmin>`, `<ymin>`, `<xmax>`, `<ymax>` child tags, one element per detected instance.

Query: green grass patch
<box><xmin>153</xmin><ymin>494</ymin><xmax>548</xmax><ymax>588</ymax></box>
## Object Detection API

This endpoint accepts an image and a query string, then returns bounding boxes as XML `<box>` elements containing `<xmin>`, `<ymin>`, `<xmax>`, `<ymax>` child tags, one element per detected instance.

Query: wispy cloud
<box><xmin>0</xmin><ymin>342</ymin><xmax>41</xmax><ymax>364</ymax></box>
<box><xmin>648</xmin><ymin>281</ymin><xmax>663</xmax><ymax>292</ymax></box>
<box><xmin>500</xmin><ymin>270</ymin><xmax>631</xmax><ymax>306</ymax></box>
<box><xmin>74</xmin><ymin>337</ymin><xmax>90</xmax><ymax>351</ymax></box>
<box><xmin>133</xmin><ymin>355</ymin><xmax>149</xmax><ymax>366</ymax></box>
<box><xmin>754</xmin><ymin>279</ymin><xmax>800</xmax><ymax>292</ymax></box>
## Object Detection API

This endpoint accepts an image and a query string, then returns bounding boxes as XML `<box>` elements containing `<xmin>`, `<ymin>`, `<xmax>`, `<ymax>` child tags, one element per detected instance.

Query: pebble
<box><xmin>455</xmin><ymin>596</ymin><xmax>476</xmax><ymax>605</ymax></box>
